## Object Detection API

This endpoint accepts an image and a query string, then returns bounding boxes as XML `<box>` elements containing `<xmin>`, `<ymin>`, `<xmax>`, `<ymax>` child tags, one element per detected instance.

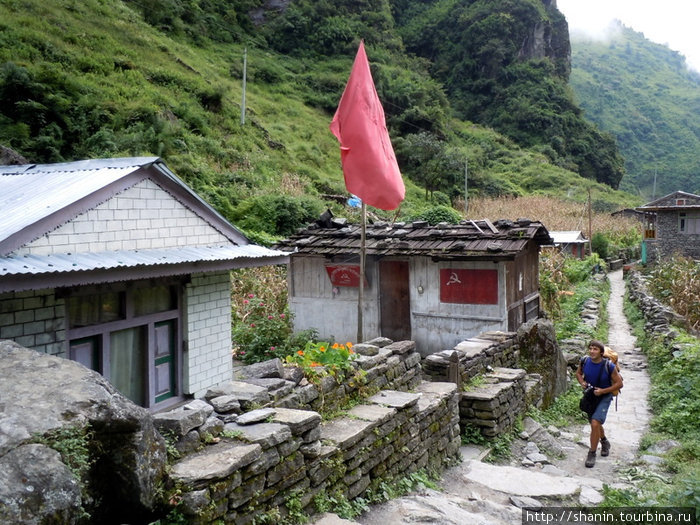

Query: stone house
<box><xmin>635</xmin><ymin>191</ymin><xmax>700</xmax><ymax>262</ymax></box>
<box><xmin>0</xmin><ymin>157</ymin><xmax>287</xmax><ymax>410</ymax></box>
<box><xmin>275</xmin><ymin>216</ymin><xmax>552</xmax><ymax>355</ymax></box>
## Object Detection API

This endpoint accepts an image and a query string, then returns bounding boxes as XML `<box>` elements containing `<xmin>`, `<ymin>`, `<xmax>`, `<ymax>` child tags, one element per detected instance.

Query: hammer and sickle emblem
<box><xmin>446</xmin><ymin>271</ymin><xmax>462</xmax><ymax>286</ymax></box>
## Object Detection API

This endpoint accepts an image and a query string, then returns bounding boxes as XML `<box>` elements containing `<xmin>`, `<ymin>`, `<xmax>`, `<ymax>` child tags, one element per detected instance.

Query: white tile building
<box><xmin>0</xmin><ymin>157</ymin><xmax>287</xmax><ymax>409</ymax></box>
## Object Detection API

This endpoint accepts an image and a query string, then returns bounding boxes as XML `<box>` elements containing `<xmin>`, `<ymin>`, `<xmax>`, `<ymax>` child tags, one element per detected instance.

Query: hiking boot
<box><xmin>585</xmin><ymin>450</ymin><xmax>596</xmax><ymax>468</ymax></box>
<box><xmin>600</xmin><ymin>437</ymin><xmax>610</xmax><ymax>457</ymax></box>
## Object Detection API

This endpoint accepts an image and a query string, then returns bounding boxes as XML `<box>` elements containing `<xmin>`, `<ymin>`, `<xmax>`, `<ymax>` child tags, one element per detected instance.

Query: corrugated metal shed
<box><xmin>275</xmin><ymin>217</ymin><xmax>552</xmax><ymax>260</ymax></box>
<box><xmin>548</xmin><ymin>231</ymin><xmax>588</xmax><ymax>244</ymax></box>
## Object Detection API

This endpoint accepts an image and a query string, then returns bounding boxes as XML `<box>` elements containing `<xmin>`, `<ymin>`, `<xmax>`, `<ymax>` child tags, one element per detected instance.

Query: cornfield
<box><xmin>461</xmin><ymin>195</ymin><xmax>639</xmax><ymax>236</ymax></box>
<box><xmin>647</xmin><ymin>255</ymin><xmax>700</xmax><ymax>331</ymax></box>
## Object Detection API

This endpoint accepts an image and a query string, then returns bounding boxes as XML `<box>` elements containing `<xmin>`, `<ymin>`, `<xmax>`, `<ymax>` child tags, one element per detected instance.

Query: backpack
<box><xmin>603</xmin><ymin>346</ymin><xmax>623</xmax><ymax>396</ymax></box>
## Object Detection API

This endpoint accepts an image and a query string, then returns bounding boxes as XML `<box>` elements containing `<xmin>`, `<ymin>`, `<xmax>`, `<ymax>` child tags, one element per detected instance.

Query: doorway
<box><xmin>379</xmin><ymin>260</ymin><xmax>411</xmax><ymax>341</ymax></box>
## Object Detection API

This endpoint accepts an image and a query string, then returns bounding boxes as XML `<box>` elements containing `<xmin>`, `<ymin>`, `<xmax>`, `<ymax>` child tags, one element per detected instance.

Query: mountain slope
<box><xmin>569</xmin><ymin>22</ymin><xmax>700</xmax><ymax>198</ymax></box>
<box><xmin>0</xmin><ymin>0</ymin><xmax>638</xmax><ymax>240</ymax></box>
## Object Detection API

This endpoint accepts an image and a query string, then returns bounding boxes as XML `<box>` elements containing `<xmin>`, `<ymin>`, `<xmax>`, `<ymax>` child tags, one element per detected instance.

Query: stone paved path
<box><xmin>314</xmin><ymin>269</ymin><xmax>653</xmax><ymax>525</ymax></box>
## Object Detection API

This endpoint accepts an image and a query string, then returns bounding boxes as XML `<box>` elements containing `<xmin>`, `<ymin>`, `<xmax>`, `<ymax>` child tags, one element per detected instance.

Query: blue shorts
<box><xmin>590</xmin><ymin>393</ymin><xmax>613</xmax><ymax>423</ymax></box>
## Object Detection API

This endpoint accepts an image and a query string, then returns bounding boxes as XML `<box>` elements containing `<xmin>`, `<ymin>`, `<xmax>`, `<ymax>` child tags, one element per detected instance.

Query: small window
<box><xmin>679</xmin><ymin>212</ymin><xmax>700</xmax><ymax>234</ymax></box>
<box><xmin>133</xmin><ymin>285</ymin><xmax>177</xmax><ymax>316</ymax></box>
<box><xmin>68</xmin><ymin>292</ymin><xmax>124</xmax><ymax>328</ymax></box>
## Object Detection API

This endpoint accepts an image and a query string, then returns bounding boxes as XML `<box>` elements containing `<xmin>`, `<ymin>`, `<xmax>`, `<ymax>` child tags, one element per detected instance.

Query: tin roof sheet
<box><xmin>548</xmin><ymin>231</ymin><xmax>588</xmax><ymax>244</ymax></box>
<box><xmin>0</xmin><ymin>245</ymin><xmax>287</xmax><ymax>277</ymax></box>
<box><xmin>0</xmin><ymin>157</ymin><xmax>158</xmax><ymax>244</ymax></box>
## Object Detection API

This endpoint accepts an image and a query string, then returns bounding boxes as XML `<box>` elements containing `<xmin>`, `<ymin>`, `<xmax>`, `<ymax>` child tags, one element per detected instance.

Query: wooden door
<box><xmin>379</xmin><ymin>260</ymin><xmax>411</xmax><ymax>341</ymax></box>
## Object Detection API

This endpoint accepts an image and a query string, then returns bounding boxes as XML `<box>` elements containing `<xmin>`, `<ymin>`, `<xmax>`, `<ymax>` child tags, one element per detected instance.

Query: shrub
<box><xmin>591</xmin><ymin>231</ymin><xmax>609</xmax><ymax>259</ymax></box>
<box><xmin>231</xmin><ymin>293</ymin><xmax>293</xmax><ymax>364</ymax></box>
<box><xmin>232</xmin><ymin>194</ymin><xmax>322</xmax><ymax>236</ymax></box>
<box><xmin>410</xmin><ymin>205</ymin><xmax>462</xmax><ymax>225</ymax></box>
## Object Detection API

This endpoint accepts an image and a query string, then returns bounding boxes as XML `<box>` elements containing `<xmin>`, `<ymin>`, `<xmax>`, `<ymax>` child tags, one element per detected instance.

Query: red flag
<box><xmin>330</xmin><ymin>41</ymin><xmax>405</xmax><ymax>211</ymax></box>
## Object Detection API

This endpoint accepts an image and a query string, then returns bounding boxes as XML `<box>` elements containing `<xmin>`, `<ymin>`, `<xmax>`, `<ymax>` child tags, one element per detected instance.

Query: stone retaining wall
<box><xmin>420</xmin><ymin>321</ymin><xmax>565</xmax><ymax>437</ymax></box>
<box><xmin>460</xmin><ymin>367</ymin><xmax>527</xmax><ymax>437</ymax></box>
<box><xmin>162</xmin><ymin>384</ymin><xmax>459</xmax><ymax>524</ymax></box>
<box><xmin>626</xmin><ymin>271</ymin><xmax>691</xmax><ymax>340</ymax></box>
<box><xmin>154</xmin><ymin>340</ymin><xmax>458</xmax><ymax>523</ymax></box>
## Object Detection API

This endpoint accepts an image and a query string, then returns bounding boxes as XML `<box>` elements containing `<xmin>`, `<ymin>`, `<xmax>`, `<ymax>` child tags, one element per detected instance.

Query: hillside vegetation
<box><xmin>570</xmin><ymin>23</ymin><xmax>700</xmax><ymax>198</ymax></box>
<box><xmin>0</xmin><ymin>0</ymin><xmax>640</xmax><ymax>242</ymax></box>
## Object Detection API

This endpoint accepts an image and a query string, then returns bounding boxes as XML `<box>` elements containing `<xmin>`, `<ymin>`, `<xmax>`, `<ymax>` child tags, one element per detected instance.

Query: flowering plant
<box><xmin>285</xmin><ymin>341</ymin><xmax>358</xmax><ymax>379</ymax></box>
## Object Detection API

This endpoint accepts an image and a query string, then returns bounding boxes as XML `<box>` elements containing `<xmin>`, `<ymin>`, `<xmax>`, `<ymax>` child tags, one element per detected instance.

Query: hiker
<box><xmin>576</xmin><ymin>340</ymin><xmax>623</xmax><ymax>468</ymax></box>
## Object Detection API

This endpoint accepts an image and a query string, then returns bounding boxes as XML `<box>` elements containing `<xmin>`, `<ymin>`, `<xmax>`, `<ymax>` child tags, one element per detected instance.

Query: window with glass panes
<box><xmin>679</xmin><ymin>212</ymin><xmax>700</xmax><ymax>234</ymax></box>
<box><xmin>65</xmin><ymin>280</ymin><xmax>181</xmax><ymax>408</ymax></box>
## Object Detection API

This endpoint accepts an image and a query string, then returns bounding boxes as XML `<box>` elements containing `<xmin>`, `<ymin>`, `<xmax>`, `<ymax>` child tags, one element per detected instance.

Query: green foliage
<box><xmin>410</xmin><ymin>205</ymin><xmax>462</xmax><ymax>225</ymax></box>
<box><xmin>591</xmin><ymin>231</ymin><xmax>610</xmax><ymax>259</ymax></box>
<box><xmin>0</xmin><ymin>0</ymin><xmax>644</xmax><ymax>238</ymax></box>
<box><xmin>570</xmin><ymin>24</ymin><xmax>700</xmax><ymax>197</ymax></box>
<box><xmin>35</xmin><ymin>425</ymin><xmax>95</xmax><ymax>481</ymax></box>
<box><xmin>622</xmin><ymin>292</ymin><xmax>700</xmax><ymax>514</ymax></box>
<box><xmin>461</xmin><ymin>424</ymin><xmax>488</xmax><ymax>446</ymax></box>
<box><xmin>231</xmin><ymin>194</ymin><xmax>322</xmax><ymax>237</ymax></box>
<box><xmin>539</xmin><ymin>251</ymin><xmax>609</xmax><ymax>339</ymax></box>
<box><xmin>394</xmin><ymin>0</ymin><xmax>627</xmax><ymax>189</ymax></box>
<box><xmin>527</xmin><ymin>383</ymin><xmax>586</xmax><ymax>428</ymax></box>
<box><xmin>647</xmin><ymin>255</ymin><xmax>700</xmax><ymax>330</ymax></box>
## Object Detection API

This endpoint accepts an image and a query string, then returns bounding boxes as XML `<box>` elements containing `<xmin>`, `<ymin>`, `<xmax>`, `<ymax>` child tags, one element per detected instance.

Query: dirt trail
<box><xmin>316</xmin><ymin>269</ymin><xmax>653</xmax><ymax>525</ymax></box>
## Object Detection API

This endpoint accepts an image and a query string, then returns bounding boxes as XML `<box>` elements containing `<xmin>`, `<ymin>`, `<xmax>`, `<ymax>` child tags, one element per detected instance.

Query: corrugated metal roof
<box><xmin>0</xmin><ymin>245</ymin><xmax>287</xmax><ymax>277</ymax></box>
<box><xmin>275</xmin><ymin>218</ymin><xmax>552</xmax><ymax>260</ymax></box>
<box><xmin>0</xmin><ymin>157</ymin><xmax>157</xmax><ymax>244</ymax></box>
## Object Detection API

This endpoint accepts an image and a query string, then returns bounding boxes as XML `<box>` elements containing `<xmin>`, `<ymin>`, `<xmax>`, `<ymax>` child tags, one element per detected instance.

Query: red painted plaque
<box><xmin>439</xmin><ymin>268</ymin><xmax>498</xmax><ymax>304</ymax></box>
<box><xmin>325</xmin><ymin>265</ymin><xmax>368</xmax><ymax>287</ymax></box>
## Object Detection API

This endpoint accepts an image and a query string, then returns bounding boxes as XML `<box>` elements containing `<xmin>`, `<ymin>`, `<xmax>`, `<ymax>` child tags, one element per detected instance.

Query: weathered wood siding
<box><xmin>289</xmin><ymin>255</ymin><xmax>380</xmax><ymax>342</ymax></box>
<box><xmin>409</xmin><ymin>257</ymin><xmax>506</xmax><ymax>355</ymax></box>
<box><xmin>505</xmin><ymin>241</ymin><xmax>540</xmax><ymax>331</ymax></box>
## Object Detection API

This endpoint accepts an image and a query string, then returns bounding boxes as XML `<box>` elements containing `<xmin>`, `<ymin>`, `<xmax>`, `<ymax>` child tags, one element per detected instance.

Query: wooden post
<box><xmin>357</xmin><ymin>203</ymin><xmax>366</xmax><ymax>343</ymax></box>
<box><xmin>448</xmin><ymin>351</ymin><xmax>461</xmax><ymax>386</ymax></box>
<box><xmin>588</xmin><ymin>187</ymin><xmax>592</xmax><ymax>256</ymax></box>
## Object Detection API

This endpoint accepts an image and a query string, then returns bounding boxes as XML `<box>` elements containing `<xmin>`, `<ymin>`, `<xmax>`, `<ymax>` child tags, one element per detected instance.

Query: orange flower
<box><xmin>297</xmin><ymin>350</ymin><xmax>304</xmax><ymax>356</ymax></box>
<box><xmin>332</xmin><ymin>343</ymin><xmax>340</xmax><ymax>349</ymax></box>
<box><xmin>346</xmin><ymin>342</ymin><xmax>353</xmax><ymax>348</ymax></box>
<box><xmin>310</xmin><ymin>361</ymin><xmax>321</xmax><ymax>367</ymax></box>
<box><xmin>319</xmin><ymin>346</ymin><xmax>326</xmax><ymax>352</ymax></box>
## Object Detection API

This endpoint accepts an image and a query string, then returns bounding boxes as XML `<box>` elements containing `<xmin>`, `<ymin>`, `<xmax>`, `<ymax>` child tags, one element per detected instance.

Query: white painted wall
<box><xmin>16</xmin><ymin>179</ymin><xmax>229</xmax><ymax>256</ymax></box>
<box><xmin>288</xmin><ymin>255</ymin><xmax>508</xmax><ymax>353</ymax></box>
<box><xmin>289</xmin><ymin>256</ymin><xmax>380</xmax><ymax>344</ymax></box>
<box><xmin>184</xmin><ymin>271</ymin><xmax>233</xmax><ymax>398</ymax></box>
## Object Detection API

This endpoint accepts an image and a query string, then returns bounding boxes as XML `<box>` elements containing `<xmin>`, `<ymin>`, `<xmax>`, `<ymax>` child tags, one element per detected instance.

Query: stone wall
<box><xmin>420</xmin><ymin>321</ymin><xmax>566</xmax><ymax>436</ymax></box>
<box><xmin>0</xmin><ymin>289</ymin><xmax>65</xmax><ymax>355</ymax></box>
<box><xmin>154</xmin><ymin>340</ymin><xmax>458</xmax><ymax>524</ymax></box>
<box><xmin>460</xmin><ymin>367</ymin><xmax>527</xmax><ymax>437</ymax></box>
<box><xmin>626</xmin><ymin>270</ymin><xmax>692</xmax><ymax>339</ymax></box>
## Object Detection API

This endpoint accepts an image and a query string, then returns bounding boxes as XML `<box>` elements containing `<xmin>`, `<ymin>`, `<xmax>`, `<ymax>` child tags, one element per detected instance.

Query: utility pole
<box><xmin>240</xmin><ymin>47</ymin><xmax>247</xmax><ymax>125</ymax></box>
<box><xmin>588</xmin><ymin>187</ymin><xmax>593</xmax><ymax>256</ymax></box>
<box><xmin>464</xmin><ymin>158</ymin><xmax>468</xmax><ymax>215</ymax></box>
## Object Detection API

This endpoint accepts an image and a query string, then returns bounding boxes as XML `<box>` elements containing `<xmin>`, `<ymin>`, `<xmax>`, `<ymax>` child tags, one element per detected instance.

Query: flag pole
<box><xmin>357</xmin><ymin>202</ymin><xmax>366</xmax><ymax>343</ymax></box>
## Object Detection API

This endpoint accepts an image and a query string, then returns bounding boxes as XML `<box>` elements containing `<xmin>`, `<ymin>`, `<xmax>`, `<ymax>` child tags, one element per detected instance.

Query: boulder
<box><xmin>516</xmin><ymin>319</ymin><xmax>568</xmax><ymax>407</ymax></box>
<box><xmin>0</xmin><ymin>340</ymin><xmax>166</xmax><ymax>524</ymax></box>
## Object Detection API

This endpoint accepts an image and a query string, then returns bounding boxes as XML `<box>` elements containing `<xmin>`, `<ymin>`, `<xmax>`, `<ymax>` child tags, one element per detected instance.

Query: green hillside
<box><xmin>0</xmin><ymin>0</ymin><xmax>639</xmax><ymax>241</ymax></box>
<box><xmin>569</xmin><ymin>22</ymin><xmax>700</xmax><ymax>199</ymax></box>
